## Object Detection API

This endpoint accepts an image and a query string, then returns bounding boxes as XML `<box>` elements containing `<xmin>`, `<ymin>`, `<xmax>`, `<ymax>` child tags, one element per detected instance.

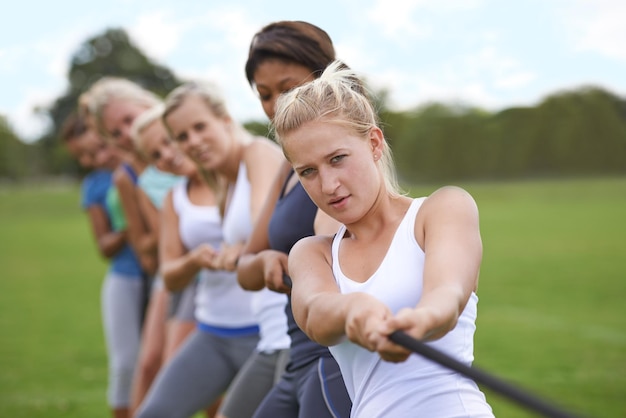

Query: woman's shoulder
<box><xmin>242</xmin><ymin>136</ymin><xmax>284</xmax><ymax>174</ymax></box>
<box><xmin>244</xmin><ymin>136</ymin><xmax>281</xmax><ymax>157</ymax></box>
<box><xmin>425</xmin><ymin>185</ymin><xmax>476</xmax><ymax>206</ymax></box>
<box><xmin>290</xmin><ymin>233</ymin><xmax>334</xmax><ymax>262</ymax></box>
<box><xmin>418</xmin><ymin>186</ymin><xmax>479</xmax><ymax>222</ymax></box>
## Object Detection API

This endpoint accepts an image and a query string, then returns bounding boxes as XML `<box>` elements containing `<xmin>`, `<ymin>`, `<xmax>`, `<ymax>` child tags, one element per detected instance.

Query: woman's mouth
<box><xmin>329</xmin><ymin>195</ymin><xmax>349</xmax><ymax>209</ymax></box>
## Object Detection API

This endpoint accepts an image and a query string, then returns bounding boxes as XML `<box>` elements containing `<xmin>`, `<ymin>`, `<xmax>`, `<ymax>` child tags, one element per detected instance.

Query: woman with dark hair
<box><xmin>236</xmin><ymin>21</ymin><xmax>352</xmax><ymax>418</ymax></box>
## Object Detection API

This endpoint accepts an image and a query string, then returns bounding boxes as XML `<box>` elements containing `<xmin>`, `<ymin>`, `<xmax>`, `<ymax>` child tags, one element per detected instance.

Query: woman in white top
<box><xmin>135</xmin><ymin>81</ymin><xmax>285</xmax><ymax>418</ymax></box>
<box><xmin>272</xmin><ymin>61</ymin><xmax>494</xmax><ymax>417</ymax></box>
<box><xmin>129</xmin><ymin>104</ymin><xmax>211</xmax><ymax>415</ymax></box>
<box><xmin>162</xmin><ymin>81</ymin><xmax>289</xmax><ymax>418</ymax></box>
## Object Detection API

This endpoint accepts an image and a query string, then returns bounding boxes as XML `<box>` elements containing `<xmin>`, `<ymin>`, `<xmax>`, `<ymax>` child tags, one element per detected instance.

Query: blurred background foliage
<box><xmin>1</xmin><ymin>27</ymin><xmax>625</xmax><ymax>183</ymax></box>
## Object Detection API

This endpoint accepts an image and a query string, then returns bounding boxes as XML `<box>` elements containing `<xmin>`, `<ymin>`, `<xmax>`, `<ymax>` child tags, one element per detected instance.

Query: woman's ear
<box><xmin>220</xmin><ymin>114</ymin><xmax>233</xmax><ymax>129</ymax></box>
<box><xmin>369</xmin><ymin>126</ymin><xmax>385</xmax><ymax>160</ymax></box>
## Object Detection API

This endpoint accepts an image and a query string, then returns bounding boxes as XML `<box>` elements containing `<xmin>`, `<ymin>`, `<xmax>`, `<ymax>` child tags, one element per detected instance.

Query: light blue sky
<box><xmin>2</xmin><ymin>0</ymin><xmax>625</xmax><ymax>141</ymax></box>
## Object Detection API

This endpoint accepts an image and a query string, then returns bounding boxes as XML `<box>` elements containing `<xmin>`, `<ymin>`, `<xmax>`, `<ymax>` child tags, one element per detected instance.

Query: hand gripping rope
<box><xmin>285</xmin><ymin>273</ymin><xmax>583</xmax><ymax>418</ymax></box>
<box><xmin>388</xmin><ymin>331</ymin><xmax>584</xmax><ymax>418</ymax></box>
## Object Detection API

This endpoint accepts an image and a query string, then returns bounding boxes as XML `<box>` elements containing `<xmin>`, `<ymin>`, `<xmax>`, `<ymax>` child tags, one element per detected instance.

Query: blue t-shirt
<box><xmin>80</xmin><ymin>170</ymin><xmax>143</xmax><ymax>278</ymax></box>
<box><xmin>81</xmin><ymin>170</ymin><xmax>112</xmax><ymax>210</ymax></box>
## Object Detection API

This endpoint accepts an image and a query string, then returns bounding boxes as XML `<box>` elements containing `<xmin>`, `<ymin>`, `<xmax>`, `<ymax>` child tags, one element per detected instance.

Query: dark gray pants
<box><xmin>135</xmin><ymin>327</ymin><xmax>258</xmax><ymax>418</ymax></box>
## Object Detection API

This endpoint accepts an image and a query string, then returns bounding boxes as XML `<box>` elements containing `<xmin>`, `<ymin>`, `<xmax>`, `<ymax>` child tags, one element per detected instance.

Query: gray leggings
<box><xmin>218</xmin><ymin>348</ymin><xmax>291</xmax><ymax>418</ymax></box>
<box><xmin>135</xmin><ymin>327</ymin><xmax>259</xmax><ymax>418</ymax></box>
<box><xmin>101</xmin><ymin>271</ymin><xmax>143</xmax><ymax>408</ymax></box>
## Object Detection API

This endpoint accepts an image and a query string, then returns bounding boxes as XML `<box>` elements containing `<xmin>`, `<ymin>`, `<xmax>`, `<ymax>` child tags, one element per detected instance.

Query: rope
<box><xmin>388</xmin><ymin>331</ymin><xmax>583</xmax><ymax>418</ymax></box>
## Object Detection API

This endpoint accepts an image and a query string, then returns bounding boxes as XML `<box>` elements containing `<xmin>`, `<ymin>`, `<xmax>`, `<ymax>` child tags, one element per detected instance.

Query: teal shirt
<box><xmin>138</xmin><ymin>165</ymin><xmax>184</xmax><ymax>210</ymax></box>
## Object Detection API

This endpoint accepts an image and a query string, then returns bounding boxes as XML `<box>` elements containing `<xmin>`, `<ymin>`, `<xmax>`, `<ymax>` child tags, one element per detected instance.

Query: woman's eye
<box><xmin>299</xmin><ymin>168</ymin><xmax>314</xmax><ymax>177</ymax></box>
<box><xmin>331</xmin><ymin>154</ymin><xmax>346</xmax><ymax>164</ymax></box>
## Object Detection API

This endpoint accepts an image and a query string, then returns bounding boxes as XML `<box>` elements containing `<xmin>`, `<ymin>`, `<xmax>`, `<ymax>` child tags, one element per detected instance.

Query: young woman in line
<box><xmin>235</xmin><ymin>20</ymin><xmax>352</xmax><ymax>418</ymax></box>
<box><xmin>134</xmin><ymin>80</ymin><xmax>284</xmax><ymax>418</ymax></box>
<box><xmin>272</xmin><ymin>61</ymin><xmax>494</xmax><ymax>417</ymax></box>
<box><xmin>85</xmin><ymin>78</ymin><xmax>191</xmax><ymax>417</ymax></box>
<box><xmin>128</xmin><ymin>104</ymin><xmax>216</xmax><ymax>416</ymax></box>
<box><xmin>62</xmin><ymin>107</ymin><xmax>143</xmax><ymax>418</ymax></box>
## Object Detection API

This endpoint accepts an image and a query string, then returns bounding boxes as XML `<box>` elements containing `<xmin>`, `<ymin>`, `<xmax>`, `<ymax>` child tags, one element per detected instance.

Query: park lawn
<box><xmin>410</xmin><ymin>177</ymin><xmax>626</xmax><ymax>418</ymax></box>
<box><xmin>1</xmin><ymin>177</ymin><xmax>625</xmax><ymax>417</ymax></box>
<box><xmin>0</xmin><ymin>184</ymin><xmax>110</xmax><ymax>417</ymax></box>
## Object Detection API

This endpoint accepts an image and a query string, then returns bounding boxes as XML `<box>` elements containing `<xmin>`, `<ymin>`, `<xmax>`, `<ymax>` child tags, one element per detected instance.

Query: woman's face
<box><xmin>282</xmin><ymin>120</ymin><xmax>385</xmax><ymax>225</ymax></box>
<box><xmin>139</xmin><ymin>119</ymin><xmax>196</xmax><ymax>177</ymax></box>
<box><xmin>65</xmin><ymin>132</ymin><xmax>94</xmax><ymax>169</ymax></box>
<box><xmin>253</xmin><ymin>59</ymin><xmax>316</xmax><ymax>120</ymax></box>
<box><xmin>102</xmin><ymin>98</ymin><xmax>148</xmax><ymax>152</ymax></box>
<box><xmin>78</xmin><ymin>129</ymin><xmax>120</xmax><ymax>171</ymax></box>
<box><xmin>164</xmin><ymin>94</ymin><xmax>233</xmax><ymax>172</ymax></box>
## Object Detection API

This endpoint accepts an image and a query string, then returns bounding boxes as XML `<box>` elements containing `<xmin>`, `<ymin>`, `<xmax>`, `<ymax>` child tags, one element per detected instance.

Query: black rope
<box><xmin>388</xmin><ymin>331</ymin><xmax>583</xmax><ymax>418</ymax></box>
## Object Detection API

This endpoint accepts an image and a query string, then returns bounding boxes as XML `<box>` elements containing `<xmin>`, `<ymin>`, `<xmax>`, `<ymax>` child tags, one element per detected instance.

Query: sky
<box><xmin>2</xmin><ymin>0</ymin><xmax>626</xmax><ymax>142</ymax></box>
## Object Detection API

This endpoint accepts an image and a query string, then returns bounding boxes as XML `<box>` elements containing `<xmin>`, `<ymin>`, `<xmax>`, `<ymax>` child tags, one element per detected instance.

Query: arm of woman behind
<box><xmin>136</xmin><ymin>187</ymin><xmax>160</xmax><ymax>256</ymax></box>
<box><xmin>86</xmin><ymin>205</ymin><xmax>126</xmax><ymax>258</ymax></box>
<box><xmin>115</xmin><ymin>169</ymin><xmax>157</xmax><ymax>275</ymax></box>
<box><xmin>245</xmin><ymin>138</ymin><xmax>284</xmax><ymax>224</ymax></box>
<box><xmin>159</xmin><ymin>190</ymin><xmax>216</xmax><ymax>291</ymax></box>
<box><xmin>237</xmin><ymin>160</ymin><xmax>290</xmax><ymax>292</ymax></box>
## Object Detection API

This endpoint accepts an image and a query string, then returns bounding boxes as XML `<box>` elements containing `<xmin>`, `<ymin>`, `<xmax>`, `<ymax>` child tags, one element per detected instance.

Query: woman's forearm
<box><xmin>236</xmin><ymin>253</ymin><xmax>268</xmax><ymax>291</ymax></box>
<box><xmin>161</xmin><ymin>252</ymin><xmax>201</xmax><ymax>292</ymax></box>
<box><xmin>97</xmin><ymin>230</ymin><xmax>127</xmax><ymax>258</ymax></box>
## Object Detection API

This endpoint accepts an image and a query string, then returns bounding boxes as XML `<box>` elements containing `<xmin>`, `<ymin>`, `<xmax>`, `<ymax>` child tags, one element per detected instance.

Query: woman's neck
<box><xmin>344</xmin><ymin>192</ymin><xmax>409</xmax><ymax>242</ymax></box>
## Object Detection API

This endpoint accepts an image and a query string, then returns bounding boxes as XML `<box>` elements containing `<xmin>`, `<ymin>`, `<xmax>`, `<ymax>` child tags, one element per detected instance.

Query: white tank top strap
<box><xmin>222</xmin><ymin>162</ymin><xmax>253</xmax><ymax>245</ymax></box>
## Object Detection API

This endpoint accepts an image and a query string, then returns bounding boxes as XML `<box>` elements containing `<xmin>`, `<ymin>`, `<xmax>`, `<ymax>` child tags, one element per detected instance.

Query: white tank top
<box><xmin>329</xmin><ymin>198</ymin><xmax>493</xmax><ymax>417</ymax></box>
<box><xmin>221</xmin><ymin>162</ymin><xmax>290</xmax><ymax>351</ymax></box>
<box><xmin>172</xmin><ymin>180</ymin><xmax>257</xmax><ymax>328</ymax></box>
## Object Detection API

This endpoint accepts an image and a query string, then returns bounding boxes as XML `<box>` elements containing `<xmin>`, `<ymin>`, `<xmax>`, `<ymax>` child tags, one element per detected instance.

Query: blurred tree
<box><xmin>37</xmin><ymin>28</ymin><xmax>182</xmax><ymax>174</ymax></box>
<box><xmin>244</xmin><ymin>121</ymin><xmax>272</xmax><ymax>140</ymax></box>
<box><xmin>533</xmin><ymin>87</ymin><xmax>626</xmax><ymax>176</ymax></box>
<box><xmin>0</xmin><ymin>115</ymin><xmax>32</xmax><ymax>180</ymax></box>
<box><xmin>389</xmin><ymin>87</ymin><xmax>626</xmax><ymax>183</ymax></box>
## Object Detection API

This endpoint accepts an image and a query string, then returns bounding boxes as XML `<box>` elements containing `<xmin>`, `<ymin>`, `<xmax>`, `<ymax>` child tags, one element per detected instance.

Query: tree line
<box><xmin>1</xmin><ymin>28</ymin><xmax>625</xmax><ymax>184</ymax></box>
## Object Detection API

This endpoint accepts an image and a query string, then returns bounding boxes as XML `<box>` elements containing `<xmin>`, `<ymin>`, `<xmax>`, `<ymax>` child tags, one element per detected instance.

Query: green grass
<box><xmin>410</xmin><ymin>177</ymin><xmax>626</xmax><ymax>418</ymax></box>
<box><xmin>1</xmin><ymin>177</ymin><xmax>625</xmax><ymax>417</ymax></box>
<box><xmin>0</xmin><ymin>183</ymin><xmax>110</xmax><ymax>417</ymax></box>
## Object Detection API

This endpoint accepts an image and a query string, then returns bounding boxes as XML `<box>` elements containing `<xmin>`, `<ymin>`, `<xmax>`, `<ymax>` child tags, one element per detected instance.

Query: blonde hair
<box><xmin>83</xmin><ymin>77</ymin><xmax>161</xmax><ymax>139</ymax></box>
<box><xmin>162</xmin><ymin>81</ymin><xmax>229</xmax><ymax>125</ymax></box>
<box><xmin>273</xmin><ymin>60</ymin><xmax>402</xmax><ymax>197</ymax></box>
<box><xmin>130</xmin><ymin>103</ymin><xmax>165</xmax><ymax>160</ymax></box>
<box><xmin>162</xmin><ymin>81</ymin><xmax>237</xmax><ymax>206</ymax></box>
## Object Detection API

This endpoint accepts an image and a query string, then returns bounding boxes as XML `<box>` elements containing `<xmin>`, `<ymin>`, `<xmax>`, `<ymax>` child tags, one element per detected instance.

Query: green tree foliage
<box><xmin>37</xmin><ymin>28</ymin><xmax>182</xmax><ymax>174</ymax></box>
<box><xmin>244</xmin><ymin>120</ymin><xmax>272</xmax><ymax>140</ymax></box>
<box><xmin>386</xmin><ymin>103</ymin><xmax>491</xmax><ymax>182</ymax></box>
<box><xmin>388</xmin><ymin>87</ymin><xmax>626</xmax><ymax>183</ymax></box>
<box><xmin>0</xmin><ymin>116</ymin><xmax>34</xmax><ymax>180</ymax></box>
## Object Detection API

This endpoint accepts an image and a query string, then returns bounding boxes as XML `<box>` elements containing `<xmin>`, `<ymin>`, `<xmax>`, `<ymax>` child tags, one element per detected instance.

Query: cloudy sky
<box><xmin>2</xmin><ymin>0</ymin><xmax>625</xmax><ymax>142</ymax></box>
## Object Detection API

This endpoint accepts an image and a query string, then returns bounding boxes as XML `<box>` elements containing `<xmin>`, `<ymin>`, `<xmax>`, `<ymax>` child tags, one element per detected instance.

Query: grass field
<box><xmin>1</xmin><ymin>177</ymin><xmax>625</xmax><ymax>417</ymax></box>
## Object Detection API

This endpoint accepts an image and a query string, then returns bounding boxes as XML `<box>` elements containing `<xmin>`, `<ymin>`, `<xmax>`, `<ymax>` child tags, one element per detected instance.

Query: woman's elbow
<box><xmin>97</xmin><ymin>242</ymin><xmax>119</xmax><ymax>259</ymax></box>
<box><xmin>162</xmin><ymin>272</ymin><xmax>184</xmax><ymax>292</ymax></box>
